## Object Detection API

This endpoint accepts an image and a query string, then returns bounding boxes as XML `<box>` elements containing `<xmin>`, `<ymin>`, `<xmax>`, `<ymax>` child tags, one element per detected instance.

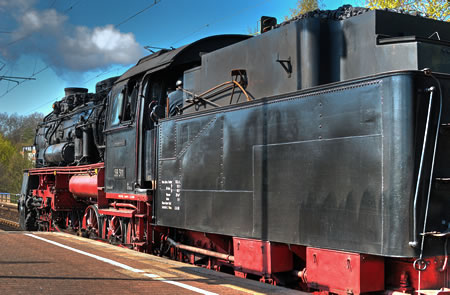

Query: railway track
<box><xmin>0</xmin><ymin>218</ymin><xmax>19</xmax><ymax>230</ymax></box>
<box><xmin>0</xmin><ymin>202</ymin><xmax>20</xmax><ymax>230</ymax></box>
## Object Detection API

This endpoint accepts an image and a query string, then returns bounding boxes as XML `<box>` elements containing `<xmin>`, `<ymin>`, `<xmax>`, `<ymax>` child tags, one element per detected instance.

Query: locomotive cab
<box><xmin>103</xmin><ymin>35</ymin><xmax>251</xmax><ymax>195</ymax></box>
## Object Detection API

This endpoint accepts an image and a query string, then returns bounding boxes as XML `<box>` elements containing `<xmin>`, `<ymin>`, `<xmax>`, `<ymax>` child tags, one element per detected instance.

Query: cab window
<box><xmin>145</xmin><ymin>79</ymin><xmax>165</xmax><ymax>106</ymax></box>
<box><xmin>107</xmin><ymin>80</ymin><xmax>140</xmax><ymax>128</ymax></box>
<box><xmin>108</xmin><ymin>86</ymin><xmax>125</xmax><ymax>128</ymax></box>
<box><xmin>122</xmin><ymin>81</ymin><xmax>138</xmax><ymax>122</ymax></box>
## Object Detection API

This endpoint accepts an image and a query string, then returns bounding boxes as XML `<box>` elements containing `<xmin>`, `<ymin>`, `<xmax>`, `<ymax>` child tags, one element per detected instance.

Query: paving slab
<box><xmin>0</xmin><ymin>231</ymin><xmax>304</xmax><ymax>294</ymax></box>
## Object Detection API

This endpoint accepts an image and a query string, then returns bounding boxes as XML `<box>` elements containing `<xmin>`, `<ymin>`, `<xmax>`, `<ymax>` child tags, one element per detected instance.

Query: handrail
<box><xmin>409</xmin><ymin>86</ymin><xmax>436</xmax><ymax>247</ymax></box>
<box><xmin>410</xmin><ymin>78</ymin><xmax>442</xmax><ymax>250</ymax></box>
<box><xmin>412</xmin><ymin>73</ymin><xmax>444</xmax><ymax>271</ymax></box>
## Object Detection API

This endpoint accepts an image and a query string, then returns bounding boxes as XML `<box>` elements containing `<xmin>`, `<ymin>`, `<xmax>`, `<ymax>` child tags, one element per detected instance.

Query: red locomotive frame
<box><xmin>26</xmin><ymin>163</ymin><xmax>449</xmax><ymax>294</ymax></box>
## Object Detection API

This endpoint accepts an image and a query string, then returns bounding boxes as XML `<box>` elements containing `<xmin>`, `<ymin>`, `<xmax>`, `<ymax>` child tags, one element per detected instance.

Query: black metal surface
<box><xmin>105</xmin><ymin>126</ymin><xmax>136</xmax><ymax>193</ymax></box>
<box><xmin>34</xmin><ymin>77</ymin><xmax>117</xmax><ymax>167</ymax></box>
<box><xmin>27</xmin><ymin>6</ymin><xmax>450</xmax><ymax>261</ymax></box>
<box><xmin>145</xmin><ymin>130</ymin><xmax>156</xmax><ymax>182</ymax></box>
<box><xmin>181</xmin><ymin>9</ymin><xmax>450</xmax><ymax>115</ymax></box>
<box><xmin>117</xmin><ymin>35</ymin><xmax>250</xmax><ymax>83</ymax></box>
<box><xmin>43</xmin><ymin>142</ymin><xmax>75</xmax><ymax>165</ymax></box>
<box><xmin>156</xmin><ymin>72</ymin><xmax>450</xmax><ymax>257</ymax></box>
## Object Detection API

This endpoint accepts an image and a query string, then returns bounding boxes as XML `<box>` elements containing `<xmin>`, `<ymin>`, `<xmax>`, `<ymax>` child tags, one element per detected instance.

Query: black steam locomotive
<box><xmin>20</xmin><ymin>6</ymin><xmax>450</xmax><ymax>293</ymax></box>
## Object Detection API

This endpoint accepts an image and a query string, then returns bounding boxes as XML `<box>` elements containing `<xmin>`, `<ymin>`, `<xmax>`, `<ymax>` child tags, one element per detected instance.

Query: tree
<box><xmin>0</xmin><ymin>112</ymin><xmax>44</xmax><ymax>146</ymax></box>
<box><xmin>366</xmin><ymin>0</ymin><xmax>450</xmax><ymax>21</ymax></box>
<box><xmin>0</xmin><ymin>133</ymin><xmax>30</xmax><ymax>193</ymax></box>
<box><xmin>0</xmin><ymin>112</ymin><xmax>43</xmax><ymax>193</ymax></box>
<box><xmin>285</xmin><ymin>0</ymin><xmax>323</xmax><ymax>20</ymax></box>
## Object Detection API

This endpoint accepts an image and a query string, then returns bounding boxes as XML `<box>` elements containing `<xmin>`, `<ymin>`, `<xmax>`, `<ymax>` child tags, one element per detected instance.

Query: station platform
<box><xmin>0</xmin><ymin>231</ymin><xmax>302</xmax><ymax>294</ymax></box>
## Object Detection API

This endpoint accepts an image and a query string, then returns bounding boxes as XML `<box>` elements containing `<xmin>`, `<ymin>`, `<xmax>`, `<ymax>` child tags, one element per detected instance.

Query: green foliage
<box><xmin>0</xmin><ymin>112</ymin><xmax>44</xmax><ymax>146</ymax></box>
<box><xmin>0</xmin><ymin>133</ymin><xmax>31</xmax><ymax>193</ymax></box>
<box><xmin>0</xmin><ymin>112</ymin><xmax>44</xmax><ymax>193</ymax></box>
<box><xmin>248</xmin><ymin>0</ymin><xmax>324</xmax><ymax>35</ymax></box>
<box><xmin>285</xmin><ymin>0</ymin><xmax>323</xmax><ymax>20</ymax></box>
<box><xmin>366</xmin><ymin>0</ymin><xmax>450</xmax><ymax>21</ymax></box>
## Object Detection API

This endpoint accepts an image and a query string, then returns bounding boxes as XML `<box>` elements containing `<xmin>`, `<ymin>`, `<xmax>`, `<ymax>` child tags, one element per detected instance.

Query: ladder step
<box><xmin>434</xmin><ymin>178</ymin><xmax>450</xmax><ymax>190</ymax></box>
<box><xmin>440</xmin><ymin>123</ymin><xmax>450</xmax><ymax>134</ymax></box>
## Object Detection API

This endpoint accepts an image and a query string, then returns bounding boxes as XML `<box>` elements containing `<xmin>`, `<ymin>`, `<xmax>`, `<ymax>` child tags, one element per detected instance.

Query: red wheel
<box><xmin>82</xmin><ymin>205</ymin><xmax>102</xmax><ymax>238</ymax></box>
<box><xmin>127</xmin><ymin>222</ymin><xmax>132</xmax><ymax>244</ymax></box>
<box><xmin>126</xmin><ymin>218</ymin><xmax>145</xmax><ymax>251</ymax></box>
<box><xmin>107</xmin><ymin>216</ymin><xmax>126</xmax><ymax>244</ymax></box>
<box><xmin>108</xmin><ymin>216</ymin><xmax>120</xmax><ymax>239</ymax></box>
<box><xmin>101</xmin><ymin>217</ymin><xmax>108</xmax><ymax>240</ymax></box>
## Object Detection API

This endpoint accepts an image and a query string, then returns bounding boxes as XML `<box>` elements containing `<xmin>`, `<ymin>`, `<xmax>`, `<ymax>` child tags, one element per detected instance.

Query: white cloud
<box><xmin>12</xmin><ymin>9</ymin><xmax>67</xmax><ymax>40</ymax></box>
<box><xmin>58</xmin><ymin>24</ymin><xmax>143</xmax><ymax>70</ymax></box>
<box><xmin>0</xmin><ymin>0</ymin><xmax>34</xmax><ymax>11</ymax></box>
<box><xmin>0</xmin><ymin>3</ymin><xmax>144</xmax><ymax>72</ymax></box>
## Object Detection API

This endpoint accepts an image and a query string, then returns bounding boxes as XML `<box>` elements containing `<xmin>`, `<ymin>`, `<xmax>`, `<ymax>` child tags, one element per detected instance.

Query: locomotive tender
<box><xmin>20</xmin><ymin>6</ymin><xmax>450</xmax><ymax>293</ymax></box>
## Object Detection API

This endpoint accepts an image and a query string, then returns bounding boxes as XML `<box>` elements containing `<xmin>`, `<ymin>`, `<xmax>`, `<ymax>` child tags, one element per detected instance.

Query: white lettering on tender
<box><xmin>160</xmin><ymin>180</ymin><xmax>182</xmax><ymax>211</ymax></box>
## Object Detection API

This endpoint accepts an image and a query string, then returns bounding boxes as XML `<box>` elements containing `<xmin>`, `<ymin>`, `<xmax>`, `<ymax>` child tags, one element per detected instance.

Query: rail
<box><xmin>0</xmin><ymin>193</ymin><xmax>20</xmax><ymax>230</ymax></box>
<box><xmin>0</xmin><ymin>193</ymin><xmax>20</xmax><ymax>204</ymax></box>
<box><xmin>0</xmin><ymin>217</ymin><xmax>19</xmax><ymax>229</ymax></box>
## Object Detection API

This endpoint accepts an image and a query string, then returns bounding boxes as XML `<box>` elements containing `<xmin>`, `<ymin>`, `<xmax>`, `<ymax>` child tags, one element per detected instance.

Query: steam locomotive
<box><xmin>19</xmin><ymin>6</ymin><xmax>450</xmax><ymax>293</ymax></box>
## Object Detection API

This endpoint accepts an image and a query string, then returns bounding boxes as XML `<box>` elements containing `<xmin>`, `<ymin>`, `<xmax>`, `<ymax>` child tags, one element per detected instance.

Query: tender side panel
<box><xmin>252</xmin><ymin>135</ymin><xmax>382</xmax><ymax>251</ymax></box>
<box><xmin>156</xmin><ymin>76</ymin><xmax>394</xmax><ymax>256</ymax></box>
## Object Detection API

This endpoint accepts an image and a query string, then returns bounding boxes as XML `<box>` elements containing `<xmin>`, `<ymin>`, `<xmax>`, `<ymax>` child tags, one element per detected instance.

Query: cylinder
<box><xmin>69</xmin><ymin>175</ymin><xmax>98</xmax><ymax>199</ymax></box>
<box><xmin>44</xmin><ymin>142</ymin><xmax>74</xmax><ymax>164</ymax></box>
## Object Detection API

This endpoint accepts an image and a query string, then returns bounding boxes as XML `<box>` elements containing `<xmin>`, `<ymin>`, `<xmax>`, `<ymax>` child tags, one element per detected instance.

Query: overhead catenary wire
<box><xmin>72</xmin><ymin>1</ymin><xmax>164</xmax><ymax>87</ymax></box>
<box><xmin>115</xmin><ymin>0</ymin><xmax>161</xmax><ymax>28</ymax></box>
<box><xmin>20</xmin><ymin>0</ymin><xmax>163</xmax><ymax>114</ymax></box>
<box><xmin>81</xmin><ymin>66</ymin><xmax>124</xmax><ymax>86</ymax></box>
<box><xmin>22</xmin><ymin>64</ymin><xmax>121</xmax><ymax>114</ymax></box>
<box><xmin>4</xmin><ymin>0</ymin><xmax>83</xmax><ymax>48</ymax></box>
<box><xmin>62</xmin><ymin>0</ymin><xmax>82</xmax><ymax>14</ymax></box>
<box><xmin>0</xmin><ymin>0</ymin><xmax>81</xmax><ymax>98</ymax></box>
<box><xmin>82</xmin><ymin>0</ymin><xmax>265</xmax><ymax>95</ymax></box>
<box><xmin>0</xmin><ymin>66</ymin><xmax>49</xmax><ymax>98</ymax></box>
<box><xmin>79</xmin><ymin>1</ymin><xmax>163</xmax><ymax>85</ymax></box>
<box><xmin>9</xmin><ymin>0</ymin><xmax>266</xmax><ymax>113</ymax></box>
<box><xmin>25</xmin><ymin>96</ymin><xmax>60</xmax><ymax>115</ymax></box>
<box><xmin>168</xmin><ymin>0</ymin><xmax>271</xmax><ymax>47</ymax></box>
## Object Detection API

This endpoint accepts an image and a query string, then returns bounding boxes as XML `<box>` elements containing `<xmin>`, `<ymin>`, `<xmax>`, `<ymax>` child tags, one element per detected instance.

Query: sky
<box><xmin>0</xmin><ymin>0</ymin><xmax>358</xmax><ymax>115</ymax></box>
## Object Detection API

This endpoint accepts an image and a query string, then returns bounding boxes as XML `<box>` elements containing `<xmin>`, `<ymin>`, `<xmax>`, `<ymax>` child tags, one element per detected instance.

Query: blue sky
<box><xmin>0</xmin><ymin>0</ymin><xmax>358</xmax><ymax>115</ymax></box>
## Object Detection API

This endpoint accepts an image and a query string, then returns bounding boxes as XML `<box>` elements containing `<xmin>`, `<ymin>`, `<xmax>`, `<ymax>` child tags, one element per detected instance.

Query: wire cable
<box><xmin>169</xmin><ymin>0</ymin><xmax>271</xmax><ymax>47</ymax></box>
<box><xmin>80</xmin><ymin>1</ymin><xmax>163</xmax><ymax>84</ymax></box>
<box><xmin>4</xmin><ymin>0</ymin><xmax>83</xmax><ymax>48</ymax></box>
<box><xmin>0</xmin><ymin>0</ymin><xmax>80</xmax><ymax>98</ymax></box>
<box><xmin>24</xmin><ymin>97</ymin><xmax>59</xmax><ymax>115</ymax></box>
<box><xmin>116</xmin><ymin>0</ymin><xmax>161</xmax><ymax>28</ymax></box>
<box><xmin>0</xmin><ymin>65</ymin><xmax>49</xmax><ymax>98</ymax></box>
